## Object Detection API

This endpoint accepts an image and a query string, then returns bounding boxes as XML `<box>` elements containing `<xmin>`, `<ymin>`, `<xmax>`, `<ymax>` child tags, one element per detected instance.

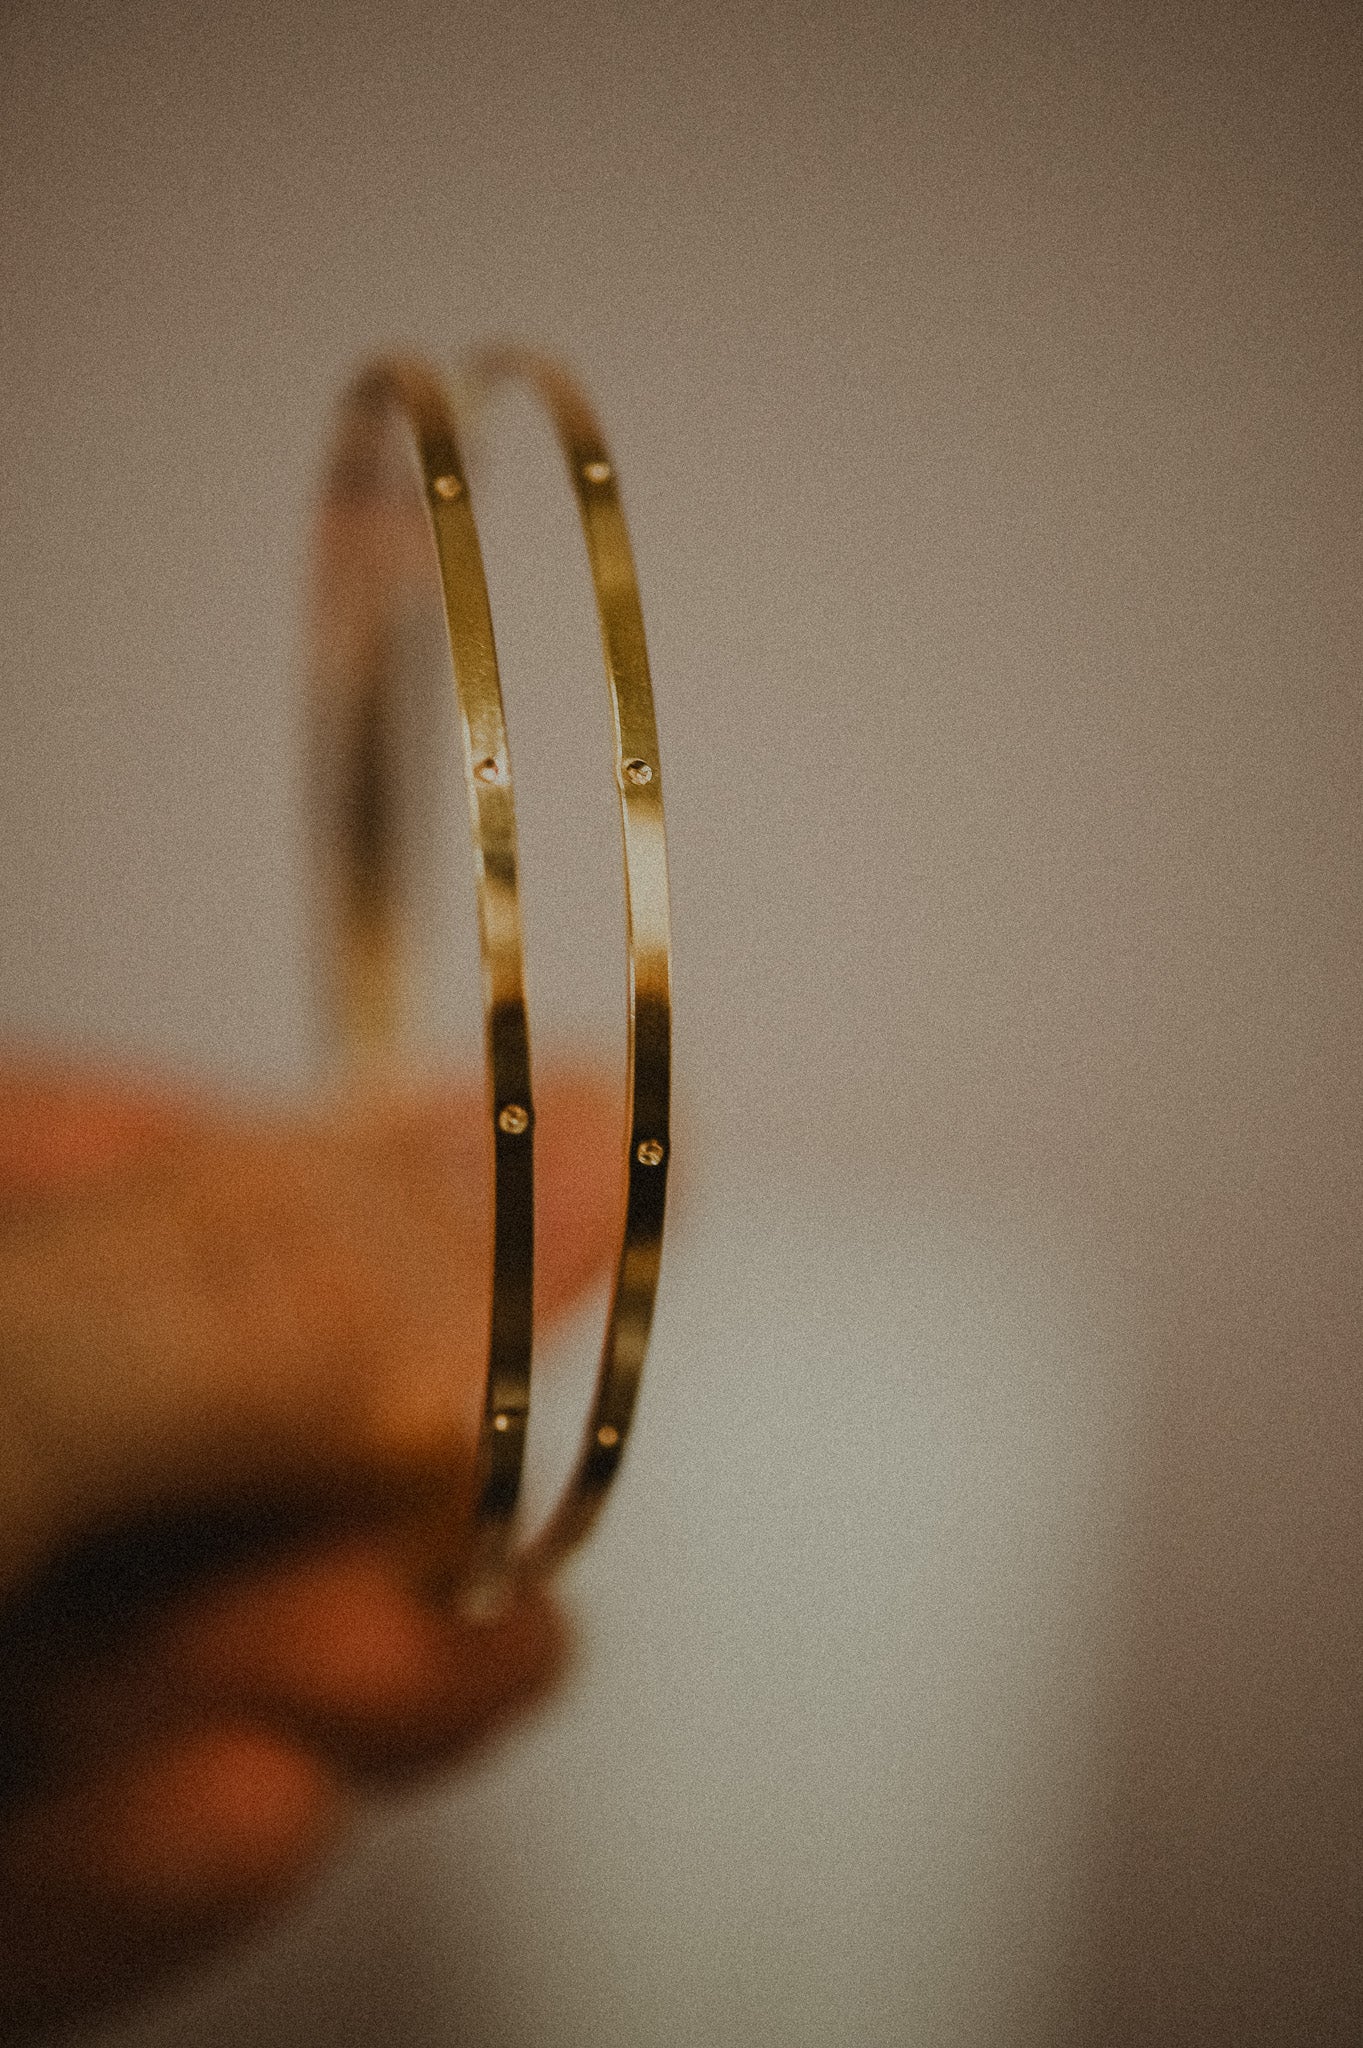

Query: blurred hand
<box><xmin>0</xmin><ymin>1058</ymin><xmax>620</xmax><ymax>2040</ymax></box>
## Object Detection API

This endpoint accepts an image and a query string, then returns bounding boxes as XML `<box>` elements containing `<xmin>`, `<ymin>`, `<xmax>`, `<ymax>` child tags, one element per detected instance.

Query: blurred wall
<box><xmin>1</xmin><ymin>2</ymin><xmax>1359</xmax><ymax>2043</ymax></box>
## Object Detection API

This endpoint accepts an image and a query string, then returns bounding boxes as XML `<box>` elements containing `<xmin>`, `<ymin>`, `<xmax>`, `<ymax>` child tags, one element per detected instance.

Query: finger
<box><xmin>0</xmin><ymin>1722</ymin><xmax>346</xmax><ymax>2041</ymax></box>
<box><xmin>0</xmin><ymin>1559</ymin><xmax>564</xmax><ymax>2033</ymax></box>
<box><xmin>0</xmin><ymin>1055</ymin><xmax>197</xmax><ymax>1199</ymax></box>
<box><xmin>0</xmin><ymin>1060</ymin><xmax>625</xmax><ymax>1315</ymax></box>
<box><xmin>30</xmin><ymin>1540</ymin><xmax>569</xmax><ymax>1786</ymax></box>
<box><xmin>149</xmin><ymin>1541</ymin><xmax>569</xmax><ymax>1780</ymax></box>
<box><xmin>0</xmin><ymin>1066</ymin><xmax>623</xmax><ymax>1600</ymax></box>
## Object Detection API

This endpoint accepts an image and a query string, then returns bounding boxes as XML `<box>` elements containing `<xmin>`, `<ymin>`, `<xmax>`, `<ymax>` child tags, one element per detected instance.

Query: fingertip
<box><xmin>354</xmin><ymin>1575</ymin><xmax>573</xmax><ymax>1783</ymax></box>
<box><xmin>87</xmin><ymin>1723</ymin><xmax>345</xmax><ymax>1912</ymax></box>
<box><xmin>450</xmin><ymin>1574</ymin><xmax>572</xmax><ymax>1717</ymax></box>
<box><xmin>161</xmin><ymin>1541</ymin><xmax>571</xmax><ymax>1780</ymax></box>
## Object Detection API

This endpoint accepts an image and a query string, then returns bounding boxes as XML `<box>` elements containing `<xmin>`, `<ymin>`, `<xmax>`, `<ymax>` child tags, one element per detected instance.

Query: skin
<box><xmin>0</xmin><ymin>1058</ymin><xmax>622</xmax><ymax>2040</ymax></box>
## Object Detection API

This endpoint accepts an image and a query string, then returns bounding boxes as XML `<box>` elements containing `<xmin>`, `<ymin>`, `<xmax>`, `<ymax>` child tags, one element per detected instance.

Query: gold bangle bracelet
<box><xmin>465</xmin><ymin>346</ymin><xmax>673</xmax><ymax>1573</ymax></box>
<box><xmin>309</xmin><ymin>346</ymin><xmax>671</xmax><ymax>1578</ymax></box>
<box><xmin>309</xmin><ymin>354</ymin><xmax>534</xmax><ymax>1561</ymax></box>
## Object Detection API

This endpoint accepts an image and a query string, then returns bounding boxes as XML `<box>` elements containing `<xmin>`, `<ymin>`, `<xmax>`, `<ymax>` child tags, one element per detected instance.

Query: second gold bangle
<box><xmin>464</xmin><ymin>346</ymin><xmax>673</xmax><ymax>1573</ymax></box>
<box><xmin>310</xmin><ymin>355</ymin><xmax>534</xmax><ymax>1561</ymax></box>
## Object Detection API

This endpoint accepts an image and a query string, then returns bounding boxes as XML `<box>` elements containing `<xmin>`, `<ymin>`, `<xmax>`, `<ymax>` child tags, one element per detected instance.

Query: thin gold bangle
<box><xmin>311</xmin><ymin>346</ymin><xmax>672</xmax><ymax>1579</ymax></box>
<box><xmin>309</xmin><ymin>355</ymin><xmax>534</xmax><ymax>1561</ymax></box>
<box><xmin>463</xmin><ymin>346</ymin><xmax>673</xmax><ymax>1573</ymax></box>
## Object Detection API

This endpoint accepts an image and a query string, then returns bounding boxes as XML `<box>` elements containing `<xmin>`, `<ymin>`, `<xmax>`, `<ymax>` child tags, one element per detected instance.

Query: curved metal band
<box><xmin>310</xmin><ymin>355</ymin><xmax>533</xmax><ymax>1554</ymax></box>
<box><xmin>463</xmin><ymin>347</ymin><xmax>673</xmax><ymax>1572</ymax></box>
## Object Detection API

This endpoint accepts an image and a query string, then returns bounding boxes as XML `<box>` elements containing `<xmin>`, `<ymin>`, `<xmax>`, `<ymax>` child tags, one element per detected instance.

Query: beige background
<box><xmin>1</xmin><ymin>2</ymin><xmax>1360</xmax><ymax>2042</ymax></box>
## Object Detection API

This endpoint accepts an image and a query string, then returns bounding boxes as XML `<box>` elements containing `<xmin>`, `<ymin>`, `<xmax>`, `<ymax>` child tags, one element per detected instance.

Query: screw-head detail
<box><xmin>623</xmin><ymin>758</ymin><xmax>653</xmax><ymax>786</ymax></box>
<box><xmin>596</xmin><ymin>1424</ymin><xmax>620</xmax><ymax>1449</ymax></box>
<box><xmin>636</xmin><ymin>1139</ymin><xmax>665</xmax><ymax>1167</ymax></box>
<box><xmin>583</xmin><ymin>459</ymin><xmax>612</xmax><ymax>484</ymax></box>
<box><xmin>498</xmin><ymin>1103</ymin><xmax>529</xmax><ymax>1135</ymax></box>
<box><xmin>474</xmin><ymin>756</ymin><xmax>502</xmax><ymax>784</ymax></box>
<box><xmin>432</xmin><ymin>473</ymin><xmax>462</xmax><ymax>499</ymax></box>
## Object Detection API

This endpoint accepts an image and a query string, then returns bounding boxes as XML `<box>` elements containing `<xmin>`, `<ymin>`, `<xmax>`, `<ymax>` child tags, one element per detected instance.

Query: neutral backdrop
<box><xmin>2</xmin><ymin>3</ymin><xmax>1359</xmax><ymax>2043</ymax></box>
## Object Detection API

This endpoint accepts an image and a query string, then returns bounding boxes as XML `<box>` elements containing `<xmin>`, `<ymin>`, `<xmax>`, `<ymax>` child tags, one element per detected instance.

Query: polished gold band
<box><xmin>310</xmin><ymin>355</ymin><xmax>534</xmax><ymax>1556</ymax></box>
<box><xmin>310</xmin><ymin>347</ymin><xmax>671</xmax><ymax>1576</ymax></box>
<box><xmin>467</xmin><ymin>347</ymin><xmax>672</xmax><ymax>1572</ymax></box>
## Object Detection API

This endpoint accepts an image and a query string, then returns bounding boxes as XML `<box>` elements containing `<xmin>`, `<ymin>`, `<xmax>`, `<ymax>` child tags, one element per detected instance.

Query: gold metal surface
<box><xmin>310</xmin><ymin>346</ymin><xmax>671</xmax><ymax>1578</ymax></box>
<box><xmin>310</xmin><ymin>355</ymin><xmax>534</xmax><ymax>1555</ymax></box>
<box><xmin>465</xmin><ymin>346</ymin><xmax>672</xmax><ymax>1572</ymax></box>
